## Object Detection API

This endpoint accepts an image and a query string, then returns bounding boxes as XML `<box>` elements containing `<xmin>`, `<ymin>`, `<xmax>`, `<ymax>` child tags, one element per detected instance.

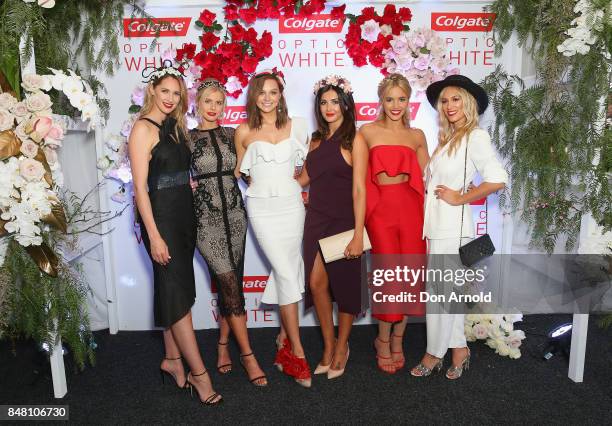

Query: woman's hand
<box><xmin>434</xmin><ymin>185</ymin><xmax>464</xmax><ymax>206</ymax></box>
<box><xmin>190</xmin><ymin>178</ymin><xmax>198</xmax><ymax>192</ymax></box>
<box><xmin>151</xmin><ymin>236</ymin><xmax>171</xmax><ymax>265</ymax></box>
<box><xmin>344</xmin><ymin>236</ymin><xmax>364</xmax><ymax>259</ymax></box>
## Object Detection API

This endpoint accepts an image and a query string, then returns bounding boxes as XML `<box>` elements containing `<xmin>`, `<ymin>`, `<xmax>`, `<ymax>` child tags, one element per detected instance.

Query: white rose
<box><xmin>43</xmin><ymin>146</ymin><xmax>58</xmax><ymax>165</ymax></box>
<box><xmin>25</xmin><ymin>92</ymin><xmax>53</xmax><ymax>112</ymax></box>
<box><xmin>10</xmin><ymin>101</ymin><xmax>31</xmax><ymax>122</ymax></box>
<box><xmin>496</xmin><ymin>342</ymin><xmax>510</xmax><ymax>357</ymax></box>
<box><xmin>21</xmin><ymin>74</ymin><xmax>52</xmax><ymax>92</ymax></box>
<box><xmin>0</xmin><ymin>110</ymin><xmax>15</xmax><ymax>131</ymax></box>
<box><xmin>473</xmin><ymin>323</ymin><xmax>489</xmax><ymax>340</ymax></box>
<box><xmin>20</xmin><ymin>139</ymin><xmax>40</xmax><ymax>158</ymax></box>
<box><xmin>508</xmin><ymin>348</ymin><xmax>521</xmax><ymax>359</ymax></box>
<box><xmin>19</xmin><ymin>158</ymin><xmax>46</xmax><ymax>182</ymax></box>
<box><xmin>105</xmin><ymin>134</ymin><xmax>124</xmax><ymax>151</ymax></box>
<box><xmin>97</xmin><ymin>156</ymin><xmax>111</xmax><ymax>170</ymax></box>
<box><xmin>0</xmin><ymin>93</ymin><xmax>18</xmax><ymax>111</ymax></box>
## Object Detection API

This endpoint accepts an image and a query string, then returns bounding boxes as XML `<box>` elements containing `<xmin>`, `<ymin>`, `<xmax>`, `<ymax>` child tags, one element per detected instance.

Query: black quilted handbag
<box><xmin>458</xmin><ymin>139</ymin><xmax>495</xmax><ymax>267</ymax></box>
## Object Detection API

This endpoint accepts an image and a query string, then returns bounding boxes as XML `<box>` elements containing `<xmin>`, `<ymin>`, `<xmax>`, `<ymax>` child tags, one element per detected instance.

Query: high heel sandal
<box><xmin>160</xmin><ymin>356</ymin><xmax>188</xmax><ymax>389</ymax></box>
<box><xmin>327</xmin><ymin>344</ymin><xmax>349</xmax><ymax>380</ymax></box>
<box><xmin>390</xmin><ymin>333</ymin><xmax>406</xmax><ymax>371</ymax></box>
<box><xmin>239</xmin><ymin>353</ymin><xmax>268</xmax><ymax>387</ymax></box>
<box><xmin>187</xmin><ymin>370</ymin><xmax>223</xmax><ymax>406</ymax></box>
<box><xmin>374</xmin><ymin>337</ymin><xmax>396</xmax><ymax>374</ymax></box>
<box><xmin>410</xmin><ymin>355</ymin><xmax>444</xmax><ymax>377</ymax></box>
<box><xmin>216</xmin><ymin>341</ymin><xmax>232</xmax><ymax>374</ymax></box>
<box><xmin>446</xmin><ymin>348</ymin><xmax>470</xmax><ymax>380</ymax></box>
<box><xmin>283</xmin><ymin>354</ymin><xmax>312</xmax><ymax>388</ymax></box>
<box><xmin>274</xmin><ymin>335</ymin><xmax>291</xmax><ymax>372</ymax></box>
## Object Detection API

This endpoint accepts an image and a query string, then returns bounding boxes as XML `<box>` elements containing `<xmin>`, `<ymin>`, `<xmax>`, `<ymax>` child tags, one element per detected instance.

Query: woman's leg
<box><xmin>217</xmin><ymin>317</ymin><xmax>232</xmax><ymax>373</ymax></box>
<box><xmin>279</xmin><ymin>302</ymin><xmax>304</xmax><ymax>357</ymax></box>
<box><xmin>390</xmin><ymin>316</ymin><xmax>409</xmax><ymax>367</ymax></box>
<box><xmin>170</xmin><ymin>311</ymin><xmax>220</xmax><ymax>402</ymax></box>
<box><xmin>331</xmin><ymin>312</ymin><xmax>353</xmax><ymax>371</ymax></box>
<box><xmin>309</xmin><ymin>252</ymin><xmax>335</xmax><ymax>367</ymax></box>
<box><xmin>160</xmin><ymin>329</ymin><xmax>186</xmax><ymax>387</ymax></box>
<box><xmin>227</xmin><ymin>313</ymin><xmax>267</xmax><ymax>385</ymax></box>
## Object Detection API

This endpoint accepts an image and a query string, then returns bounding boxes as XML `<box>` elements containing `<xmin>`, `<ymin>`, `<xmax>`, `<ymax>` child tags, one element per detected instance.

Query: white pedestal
<box><xmin>568</xmin><ymin>313</ymin><xmax>589</xmax><ymax>382</ymax></box>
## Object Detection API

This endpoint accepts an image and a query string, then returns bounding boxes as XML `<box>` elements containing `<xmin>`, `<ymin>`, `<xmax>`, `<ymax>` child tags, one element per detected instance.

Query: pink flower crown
<box><xmin>254</xmin><ymin>67</ymin><xmax>286</xmax><ymax>88</ymax></box>
<box><xmin>313</xmin><ymin>75</ymin><xmax>353</xmax><ymax>95</ymax></box>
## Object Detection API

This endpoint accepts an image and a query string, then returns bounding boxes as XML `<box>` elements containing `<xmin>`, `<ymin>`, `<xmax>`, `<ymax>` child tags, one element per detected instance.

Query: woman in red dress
<box><xmin>361</xmin><ymin>73</ymin><xmax>429</xmax><ymax>374</ymax></box>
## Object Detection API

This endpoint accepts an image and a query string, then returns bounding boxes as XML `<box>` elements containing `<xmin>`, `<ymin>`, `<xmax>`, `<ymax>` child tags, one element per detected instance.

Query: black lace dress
<box><xmin>138</xmin><ymin>117</ymin><xmax>196</xmax><ymax>328</ymax></box>
<box><xmin>188</xmin><ymin>126</ymin><xmax>247</xmax><ymax>317</ymax></box>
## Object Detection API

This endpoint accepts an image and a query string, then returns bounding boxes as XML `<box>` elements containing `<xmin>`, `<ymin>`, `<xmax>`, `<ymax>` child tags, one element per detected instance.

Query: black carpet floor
<box><xmin>1</xmin><ymin>314</ymin><xmax>611</xmax><ymax>424</ymax></box>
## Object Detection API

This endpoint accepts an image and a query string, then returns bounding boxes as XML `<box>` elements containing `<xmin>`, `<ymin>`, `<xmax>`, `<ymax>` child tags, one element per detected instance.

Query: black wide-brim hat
<box><xmin>426</xmin><ymin>74</ymin><xmax>489</xmax><ymax>115</ymax></box>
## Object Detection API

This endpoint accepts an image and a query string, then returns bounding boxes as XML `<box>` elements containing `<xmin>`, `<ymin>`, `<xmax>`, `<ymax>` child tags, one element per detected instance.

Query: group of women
<box><xmin>128</xmin><ymin>64</ymin><xmax>508</xmax><ymax>405</ymax></box>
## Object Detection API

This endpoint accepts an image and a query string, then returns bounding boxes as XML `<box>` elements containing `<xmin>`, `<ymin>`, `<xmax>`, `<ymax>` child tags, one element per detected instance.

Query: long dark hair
<box><xmin>312</xmin><ymin>85</ymin><xmax>356</xmax><ymax>151</ymax></box>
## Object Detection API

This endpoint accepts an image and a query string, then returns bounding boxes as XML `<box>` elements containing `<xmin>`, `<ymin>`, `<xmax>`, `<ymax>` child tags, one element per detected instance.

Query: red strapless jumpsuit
<box><xmin>365</xmin><ymin>145</ymin><xmax>426</xmax><ymax>321</ymax></box>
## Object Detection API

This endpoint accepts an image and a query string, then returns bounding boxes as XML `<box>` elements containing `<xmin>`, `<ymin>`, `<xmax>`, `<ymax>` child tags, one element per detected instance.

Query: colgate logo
<box><xmin>355</xmin><ymin>102</ymin><xmax>420</xmax><ymax>121</ymax></box>
<box><xmin>279</xmin><ymin>14</ymin><xmax>344</xmax><ymax>33</ymax></box>
<box><xmin>123</xmin><ymin>17</ymin><xmax>191</xmax><ymax>37</ymax></box>
<box><xmin>431</xmin><ymin>13</ymin><xmax>496</xmax><ymax>32</ymax></box>
<box><xmin>211</xmin><ymin>276</ymin><xmax>268</xmax><ymax>293</ymax></box>
<box><xmin>222</xmin><ymin>106</ymin><xmax>247</xmax><ymax>125</ymax></box>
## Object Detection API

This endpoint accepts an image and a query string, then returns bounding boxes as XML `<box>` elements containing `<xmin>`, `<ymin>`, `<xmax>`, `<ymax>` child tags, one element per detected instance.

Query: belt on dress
<box><xmin>148</xmin><ymin>170</ymin><xmax>190</xmax><ymax>190</ymax></box>
<box><xmin>192</xmin><ymin>170</ymin><xmax>234</xmax><ymax>180</ymax></box>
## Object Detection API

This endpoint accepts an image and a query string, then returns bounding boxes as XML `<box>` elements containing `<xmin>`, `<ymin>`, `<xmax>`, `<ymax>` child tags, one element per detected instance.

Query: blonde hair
<box><xmin>435</xmin><ymin>86</ymin><xmax>479</xmax><ymax>156</ymax></box>
<box><xmin>377</xmin><ymin>73</ymin><xmax>412</xmax><ymax>128</ymax></box>
<box><xmin>140</xmin><ymin>74</ymin><xmax>188</xmax><ymax>141</ymax></box>
<box><xmin>195</xmin><ymin>78</ymin><xmax>227</xmax><ymax>122</ymax></box>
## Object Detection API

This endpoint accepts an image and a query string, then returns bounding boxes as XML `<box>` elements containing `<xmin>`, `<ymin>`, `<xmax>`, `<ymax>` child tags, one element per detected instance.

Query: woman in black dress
<box><xmin>296</xmin><ymin>75</ymin><xmax>368</xmax><ymax>379</ymax></box>
<box><xmin>188</xmin><ymin>78</ymin><xmax>266</xmax><ymax>386</ymax></box>
<box><xmin>129</xmin><ymin>65</ymin><xmax>221</xmax><ymax>405</ymax></box>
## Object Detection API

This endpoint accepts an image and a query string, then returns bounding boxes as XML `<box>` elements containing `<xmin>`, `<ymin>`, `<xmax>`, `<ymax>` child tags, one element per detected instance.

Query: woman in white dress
<box><xmin>411</xmin><ymin>75</ymin><xmax>508</xmax><ymax>380</ymax></box>
<box><xmin>235</xmin><ymin>69</ymin><xmax>312</xmax><ymax>387</ymax></box>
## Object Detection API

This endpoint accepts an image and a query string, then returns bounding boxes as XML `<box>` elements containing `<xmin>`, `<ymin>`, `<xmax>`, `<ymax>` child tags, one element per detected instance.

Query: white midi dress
<box><xmin>240</xmin><ymin>117</ymin><xmax>309</xmax><ymax>306</ymax></box>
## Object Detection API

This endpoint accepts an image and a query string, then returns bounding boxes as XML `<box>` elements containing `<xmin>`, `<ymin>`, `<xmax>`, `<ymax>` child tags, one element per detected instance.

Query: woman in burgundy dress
<box><xmin>296</xmin><ymin>75</ymin><xmax>368</xmax><ymax>379</ymax></box>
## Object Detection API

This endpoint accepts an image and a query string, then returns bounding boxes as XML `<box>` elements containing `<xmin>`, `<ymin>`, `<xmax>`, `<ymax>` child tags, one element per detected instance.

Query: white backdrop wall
<box><xmin>100</xmin><ymin>0</ymin><xmax>521</xmax><ymax>331</ymax></box>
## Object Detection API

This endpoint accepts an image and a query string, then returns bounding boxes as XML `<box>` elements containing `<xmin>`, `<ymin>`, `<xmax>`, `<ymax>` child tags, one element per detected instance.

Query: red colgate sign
<box><xmin>212</xmin><ymin>276</ymin><xmax>268</xmax><ymax>293</ymax></box>
<box><xmin>355</xmin><ymin>102</ymin><xmax>420</xmax><ymax>121</ymax></box>
<box><xmin>279</xmin><ymin>14</ymin><xmax>345</xmax><ymax>33</ymax></box>
<box><xmin>222</xmin><ymin>106</ymin><xmax>247</xmax><ymax>125</ymax></box>
<box><xmin>123</xmin><ymin>17</ymin><xmax>191</xmax><ymax>37</ymax></box>
<box><xmin>431</xmin><ymin>13</ymin><xmax>496</xmax><ymax>32</ymax></box>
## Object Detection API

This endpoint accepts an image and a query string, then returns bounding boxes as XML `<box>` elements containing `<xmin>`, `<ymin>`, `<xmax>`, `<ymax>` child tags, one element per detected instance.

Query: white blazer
<box><xmin>423</xmin><ymin>128</ymin><xmax>508</xmax><ymax>240</ymax></box>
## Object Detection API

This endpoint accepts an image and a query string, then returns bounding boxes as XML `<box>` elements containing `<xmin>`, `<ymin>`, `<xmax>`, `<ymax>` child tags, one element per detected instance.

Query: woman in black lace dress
<box><xmin>188</xmin><ymin>78</ymin><xmax>267</xmax><ymax>386</ymax></box>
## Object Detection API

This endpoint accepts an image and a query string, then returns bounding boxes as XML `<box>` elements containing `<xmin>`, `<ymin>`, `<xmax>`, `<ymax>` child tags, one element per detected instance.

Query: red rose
<box><xmin>361</xmin><ymin>7</ymin><xmax>376</xmax><ymax>20</ymax></box>
<box><xmin>198</xmin><ymin>9</ymin><xmax>216</xmax><ymax>27</ymax></box>
<box><xmin>369</xmin><ymin>48</ymin><xmax>385</xmax><ymax>68</ymax></box>
<box><xmin>217</xmin><ymin>42</ymin><xmax>242</xmax><ymax>59</ymax></box>
<box><xmin>193</xmin><ymin>51</ymin><xmax>208</xmax><ymax>67</ymax></box>
<box><xmin>299</xmin><ymin>4</ymin><xmax>314</xmax><ymax>16</ymax></box>
<box><xmin>200</xmin><ymin>32</ymin><xmax>220</xmax><ymax>51</ymax></box>
<box><xmin>256</xmin><ymin>0</ymin><xmax>276</xmax><ymax>19</ymax></box>
<box><xmin>239</xmin><ymin>7</ymin><xmax>257</xmax><ymax>25</ymax></box>
<box><xmin>243</xmin><ymin>28</ymin><xmax>258</xmax><ymax>44</ymax></box>
<box><xmin>229</xmin><ymin>23</ymin><xmax>246</xmax><ymax>42</ymax></box>
<box><xmin>390</xmin><ymin>21</ymin><xmax>404</xmax><ymax>35</ymax></box>
<box><xmin>398</xmin><ymin>7</ymin><xmax>412</xmax><ymax>22</ymax></box>
<box><xmin>176</xmin><ymin>42</ymin><xmax>196</xmax><ymax>60</ymax></box>
<box><xmin>241</xmin><ymin>56</ymin><xmax>259</xmax><ymax>73</ymax></box>
<box><xmin>330</xmin><ymin>5</ymin><xmax>346</xmax><ymax>20</ymax></box>
<box><xmin>223</xmin><ymin>5</ymin><xmax>239</xmax><ymax>21</ymax></box>
<box><xmin>383</xmin><ymin>4</ymin><xmax>397</xmax><ymax>19</ymax></box>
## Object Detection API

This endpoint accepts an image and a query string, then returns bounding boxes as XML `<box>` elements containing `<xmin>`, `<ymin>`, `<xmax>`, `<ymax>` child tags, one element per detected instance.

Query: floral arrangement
<box><xmin>343</xmin><ymin>5</ymin><xmax>413</xmax><ymax>68</ymax></box>
<box><xmin>312</xmin><ymin>74</ymin><xmax>353</xmax><ymax>94</ymax></box>
<box><xmin>465</xmin><ymin>313</ymin><xmax>526</xmax><ymax>359</ymax></box>
<box><xmin>556</xmin><ymin>0</ymin><xmax>607</xmax><ymax>56</ymax></box>
<box><xmin>381</xmin><ymin>27</ymin><xmax>459</xmax><ymax>94</ymax></box>
<box><xmin>0</xmin><ymin>69</ymin><xmax>98</xmax><ymax>251</ymax></box>
<box><xmin>223</xmin><ymin>0</ymin><xmax>328</xmax><ymax>23</ymax></box>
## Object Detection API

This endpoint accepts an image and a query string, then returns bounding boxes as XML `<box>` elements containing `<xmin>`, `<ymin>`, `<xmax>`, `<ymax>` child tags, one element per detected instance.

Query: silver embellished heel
<box><xmin>410</xmin><ymin>357</ymin><xmax>443</xmax><ymax>377</ymax></box>
<box><xmin>446</xmin><ymin>348</ymin><xmax>470</xmax><ymax>380</ymax></box>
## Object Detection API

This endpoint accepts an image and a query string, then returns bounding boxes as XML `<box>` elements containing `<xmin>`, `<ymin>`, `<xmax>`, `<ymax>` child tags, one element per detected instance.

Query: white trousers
<box><xmin>425</xmin><ymin>237</ymin><xmax>469</xmax><ymax>358</ymax></box>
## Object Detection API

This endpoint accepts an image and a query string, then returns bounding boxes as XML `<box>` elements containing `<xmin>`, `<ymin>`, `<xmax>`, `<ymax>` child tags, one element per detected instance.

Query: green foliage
<box><xmin>0</xmin><ymin>0</ymin><xmax>148</xmax><ymax>119</ymax></box>
<box><xmin>1</xmin><ymin>240</ymin><xmax>94</xmax><ymax>369</ymax></box>
<box><xmin>483</xmin><ymin>0</ymin><xmax>611</xmax><ymax>253</ymax></box>
<box><xmin>599</xmin><ymin>313</ymin><xmax>612</xmax><ymax>329</ymax></box>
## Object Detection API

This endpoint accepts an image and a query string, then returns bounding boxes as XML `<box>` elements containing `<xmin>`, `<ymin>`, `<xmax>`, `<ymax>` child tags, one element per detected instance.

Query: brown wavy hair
<box><xmin>140</xmin><ymin>74</ymin><xmax>188</xmax><ymax>142</ymax></box>
<box><xmin>377</xmin><ymin>73</ymin><xmax>412</xmax><ymax>128</ymax></box>
<box><xmin>245</xmin><ymin>74</ymin><xmax>288</xmax><ymax>130</ymax></box>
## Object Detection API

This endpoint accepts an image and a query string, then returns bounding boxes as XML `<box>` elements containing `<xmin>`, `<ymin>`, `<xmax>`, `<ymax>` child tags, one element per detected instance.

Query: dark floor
<box><xmin>0</xmin><ymin>314</ymin><xmax>610</xmax><ymax>424</ymax></box>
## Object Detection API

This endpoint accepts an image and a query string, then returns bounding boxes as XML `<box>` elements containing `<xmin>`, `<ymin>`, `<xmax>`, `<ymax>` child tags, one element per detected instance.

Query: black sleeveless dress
<box><xmin>188</xmin><ymin>126</ymin><xmax>247</xmax><ymax>317</ymax></box>
<box><xmin>303</xmin><ymin>135</ymin><xmax>364</xmax><ymax>315</ymax></box>
<box><xmin>138</xmin><ymin>117</ymin><xmax>197</xmax><ymax>328</ymax></box>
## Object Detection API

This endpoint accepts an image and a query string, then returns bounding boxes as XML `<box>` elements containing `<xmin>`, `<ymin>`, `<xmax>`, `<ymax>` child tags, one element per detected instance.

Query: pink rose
<box><xmin>10</xmin><ymin>101</ymin><xmax>31</xmax><ymax>122</ymax></box>
<box><xmin>413</xmin><ymin>54</ymin><xmax>431</xmax><ymax>71</ymax></box>
<box><xmin>131</xmin><ymin>87</ymin><xmax>145</xmax><ymax>106</ymax></box>
<box><xmin>20</xmin><ymin>139</ymin><xmax>40</xmax><ymax>158</ymax></box>
<box><xmin>473</xmin><ymin>323</ymin><xmax>488</xmax><ymax>340</ymax></box>
<box><xmin>0</xmin><ymin>110</ymin><xmax>15</xmax><ymax>131</ymax></box>
<box><xmin>25</xmin><ymin>92</ymin><xmax>52</xmax><ymax>112</ymax></box>
<box><xmin>19</xmin><ymin>158</ymin><xmax>46</xmax><ymax>182</ymax></box>
<box><xmin>28</xmin><ymin>116</ymin><xmax>52</xmax><ymax>143</ymax></box>
<box><xmin>44</xmin><ymin>124</ymin><xmax>64</xmax><ymax>147</ymax></box>
<box><xmin>43</xmin><ymin>146</ymin><xmax>58</xmax><ymax>165</ymax></box>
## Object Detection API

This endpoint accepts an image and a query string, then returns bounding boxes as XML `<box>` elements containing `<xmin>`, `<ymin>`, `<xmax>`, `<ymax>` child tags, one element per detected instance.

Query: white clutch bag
<box><xmin>319</xmin><ymin>229</ymin><xmax>372</xmax><ymax>263</ymax></box>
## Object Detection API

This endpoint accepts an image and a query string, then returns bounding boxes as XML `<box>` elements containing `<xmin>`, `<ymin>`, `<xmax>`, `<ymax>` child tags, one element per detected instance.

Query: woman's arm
<box><xmin>412</xmin><ymin>128</ymin><xmax>430</xmax><ymax>173</ymax></box>
<box><xmin>234</xmin><ymin>124</ymin><xmax>247</xmax><ymax>179</ymax></box>
<box><xmin>128</xmin><ymin>121</ymin><xmax>170</xmax><ymax>265</ymax></box>
<box><xmin>344</xmin><ymin>130</ymin><xmax>369</xmax><ymax>258</ymax></box>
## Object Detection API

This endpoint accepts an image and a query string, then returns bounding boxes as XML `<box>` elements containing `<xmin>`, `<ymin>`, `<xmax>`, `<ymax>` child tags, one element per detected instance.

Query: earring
<box><xmin>277</xmin><ymin>106</ymin><xmax>282</xmax><ymax>112</ymax></box>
